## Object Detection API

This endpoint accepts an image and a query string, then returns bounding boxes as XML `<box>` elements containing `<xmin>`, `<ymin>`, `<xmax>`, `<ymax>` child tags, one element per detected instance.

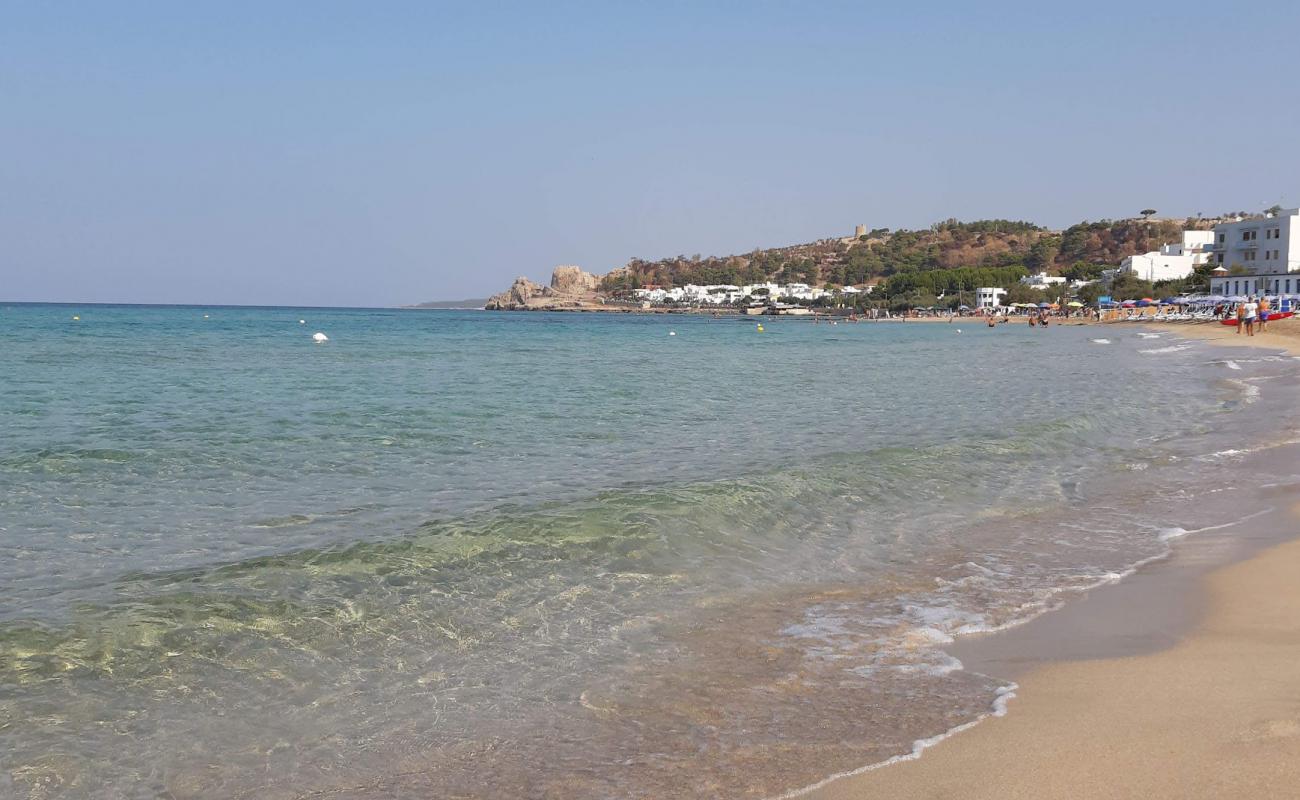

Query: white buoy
<box><xmin>299</xmin><ymin>319</ymin><xmax>306</xmax><ymax>324</ymax></box>
<box><xmin>313</xmin><ymin>332</ymin><xmax>329</xmax><ymax>343</ymax></box>
<box><xmin>955</xmin><ymin>329</ymin><xmax>962</xmax><ymax>333</ymax></box>
<box><xmin>203</xmin><ymin>314</ymin><xmax>210</xmax><ymax>319</ymax></box>
<box><xmin>669</xmin><ymin>331</ymin><xmax>676</xmax><ymax>336</ymax></box>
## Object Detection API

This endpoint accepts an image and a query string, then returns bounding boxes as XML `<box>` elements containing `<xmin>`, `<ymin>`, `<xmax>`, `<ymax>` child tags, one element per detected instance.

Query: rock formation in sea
<box><xmin>485</xmin><ymin>266</ymin><xmax>603</xmax><ymax>310</ymax></box>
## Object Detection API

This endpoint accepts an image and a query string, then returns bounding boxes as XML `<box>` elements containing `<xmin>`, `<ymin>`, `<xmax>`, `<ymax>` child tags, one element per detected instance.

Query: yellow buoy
<box><xmin>72</xmin><ymin>315</ymin><xmax>80</xmax><ymax>320</ymax></box>
<box><xmin>756</xmin><ymin>324</ymin><xmax>764</xmax><ymax>332</ymax></box>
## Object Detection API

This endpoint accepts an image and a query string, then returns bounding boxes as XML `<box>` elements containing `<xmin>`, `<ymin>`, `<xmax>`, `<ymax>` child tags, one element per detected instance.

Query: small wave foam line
<box><xmin>770</xmin><ymin>682</ymin><xmax>1018</xmax><ymax>800</ymax></box>
<box><xmin>1158</xmin><ymin>507</ymin><xmax>1274</xmax><ymax>542</ymax></box>
<box><xmin>1223</xmin><ymin>378</ymin><xmax>1261</xmax><ymax>404</ymax></box>
<box><xmin>1139</xmin><ymin>344</ymin><xmax>1192</xmax><ymax>354</ymax></box>
<box><xmin>772</xmin><ymin>502</ymin><xmax>1280</xmax><ymax>800</ymax></box>
<box><xmin>1196</xmin><ymin>437</ymin><xmax>1300</xmax><ymax>463</ymax></box>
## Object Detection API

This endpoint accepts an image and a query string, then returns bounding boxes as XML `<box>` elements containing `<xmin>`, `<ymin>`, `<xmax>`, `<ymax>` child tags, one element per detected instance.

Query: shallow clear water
<box><xmin>2</xmin><ymin>305</ymin><xmax>1297</xmax><ymax>798</ymax></box>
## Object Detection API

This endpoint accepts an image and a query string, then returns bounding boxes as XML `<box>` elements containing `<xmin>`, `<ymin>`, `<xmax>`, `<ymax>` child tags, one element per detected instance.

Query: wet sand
<box><xmin>803</xmin><ymin>515</ymin><xmax>1300</xmax><ymax>799</ymax></box>
<box><xmin>797</xmin><ymin>329</ymin><xmax>1300</xmax><ymax>800</ymax></box>
<box><xmin>1137</xmin><ymin>315</ymin><xmax>1300</xmax><ymax>355</ymax></box>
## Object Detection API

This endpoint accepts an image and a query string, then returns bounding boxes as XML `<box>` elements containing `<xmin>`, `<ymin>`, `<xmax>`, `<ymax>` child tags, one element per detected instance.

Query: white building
<box><xmin>1209</xmin><ymin>208</ymin><xmax>1300</xmax><ymax>296</ymax></box>
<box><xmin>1118</xmin><ymin>230</ymin><xmax>1214</xmax><ymax>283</ymax></box>
<box><xmin>975</xmin><ymin>287</ymin><xmax>1007</xmax><ymax>309</ymax></box>
<box><xmin>1020</xmin><ymin>272</ymin><xmax>1067</xmax><ymax>289</ymax></box>
<box><xmin>631</xmin><ymin>281</ymin><xmax>832</xmax><ymax>306</ymax></box>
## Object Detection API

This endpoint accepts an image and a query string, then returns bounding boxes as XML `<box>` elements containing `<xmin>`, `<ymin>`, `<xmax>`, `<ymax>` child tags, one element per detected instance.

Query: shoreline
<box><xmin>801</xmin><ymin>508</ymin><xmax>1300</xmax><ymax>799</ymax></box>
<box><xmin>794</xmin><ymin>327</ymin><xmax>1300</xmax><ymax>799</ymax></box>
<box><xmin>1133</xmin><ymin>314</ymin><xmax>1300</xmax><ymax>353</ymax></box>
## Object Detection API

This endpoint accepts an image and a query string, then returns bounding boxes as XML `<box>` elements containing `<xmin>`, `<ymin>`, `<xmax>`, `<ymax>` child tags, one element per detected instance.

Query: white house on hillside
<box><xmin>1118</xmin><ymin>230</ymin><xmax>1213</xmax><ymax>283</ymax></box>
<box><xmin>1020</xmin><ymin>272</ymin><xmax>1066</xmax><ymax>289</ymax></box>
<box><xmin>1208</xmin><ymin>208</ymin><xmax>1300</xmax><ymax>296</ymax></box>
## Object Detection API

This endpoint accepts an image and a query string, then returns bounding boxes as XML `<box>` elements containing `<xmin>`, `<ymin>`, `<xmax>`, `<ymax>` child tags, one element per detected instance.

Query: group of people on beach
<box><xmin>1232</xmin><ymin>296</ymin><xmax>1270</xmax><ymax>337</ymax></box>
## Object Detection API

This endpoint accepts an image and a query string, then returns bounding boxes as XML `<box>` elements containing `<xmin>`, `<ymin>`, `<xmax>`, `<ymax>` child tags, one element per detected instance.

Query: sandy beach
<box><xmin>1137</xmin><ymin>315</ymin><xmax>1300</xmax><ymax>354</ymax></box>
<box><xmin>801</xmin><ymin>324</ymin><xmax>1300</xmax><ymax>800</ymax></box>
<box><xmin>805</xmin><ymin>520</ymin><xmax>1300</xmax><ymax>800</ymax></box>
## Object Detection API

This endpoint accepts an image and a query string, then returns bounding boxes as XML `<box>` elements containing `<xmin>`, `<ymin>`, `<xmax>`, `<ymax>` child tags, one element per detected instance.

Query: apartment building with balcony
<box><xmin>1209</xmin><ymin>208</ymin><xmax>1300</xmax><ymax>296</ymax></box>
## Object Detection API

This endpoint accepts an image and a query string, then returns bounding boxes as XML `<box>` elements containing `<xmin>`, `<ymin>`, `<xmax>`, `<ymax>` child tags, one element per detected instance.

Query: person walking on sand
<box><xmin>1243</xmin><ymin>296</ymin><xmax>1258</xmax><ymax>337</ymax></box>
<box><xmin>1235</xmin><ymin>302</ymin><xmax>1246</xmax><ymax>334</ymax></box>
<box><xmin>1259</xmin><ymin>296</ymin><xmax>1270</xmax><ymax>332</ymax></box>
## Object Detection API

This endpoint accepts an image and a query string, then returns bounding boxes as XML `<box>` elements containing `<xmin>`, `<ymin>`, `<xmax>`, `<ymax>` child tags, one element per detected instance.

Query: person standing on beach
<box><xmin>1242</xmin><ymin>296</ymin><xmax>1258</xmax><ymax>337</ymax></box>
<box><xmin>1235</xmin><ymin>302</ymin><xmax>1246</xmax><ymax>334</ymax></box>
<box><xmin>1259</xmin><ymin>296</ymin><xmax>1270</xmax><ymax>332</ymax></box>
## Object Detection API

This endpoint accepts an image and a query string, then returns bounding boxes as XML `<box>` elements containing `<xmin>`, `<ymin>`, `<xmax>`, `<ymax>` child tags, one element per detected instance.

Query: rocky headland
<box><xmin>484</xmin><ymin>266</ymin><xmax>607</xmax><ymax>310</ymax></box>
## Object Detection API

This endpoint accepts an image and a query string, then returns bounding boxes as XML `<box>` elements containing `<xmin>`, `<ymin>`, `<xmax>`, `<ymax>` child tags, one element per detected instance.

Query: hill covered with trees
<box><xmin>597</xmin><ymin>216</ymin><xmax>1218</xmax><ymax>298</ymax></box>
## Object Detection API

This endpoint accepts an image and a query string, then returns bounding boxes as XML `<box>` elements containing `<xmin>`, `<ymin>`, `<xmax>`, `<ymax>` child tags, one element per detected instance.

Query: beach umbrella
<box><xmin>1136</xmin><ymin>299</ymin><xmax>1152</xmax><ymax>307</ymax></box>
<box><xmin>1160</xmin><ymin>297</ymin><xmax>1180</xmax><ymax>305</ymax></box>
<box><xmin>959</xmin><ymin>304</ymin><xmax>971</xmax><ymax>310</ymax></box>
<box><xmin>1067</xmin><ymin>301</ymin><xmax>1084</xmax><ymax>307</ymax></box>
<box><xmin>1037</xmin><ymin>302</ymin><xmax>1051</xmax><ymax>308</ymax></box>
<box><xmin>1121</xmin><ymin>300</ymin><xmax>1137</xmax><ymax>307</ymax></box>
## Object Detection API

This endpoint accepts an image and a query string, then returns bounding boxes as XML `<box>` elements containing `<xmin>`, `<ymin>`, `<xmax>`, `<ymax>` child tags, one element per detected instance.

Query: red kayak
<box><xmin>1220</xmin><ymin>310</ymin><xmax>1294</xmax><ymax>326</ymax></box>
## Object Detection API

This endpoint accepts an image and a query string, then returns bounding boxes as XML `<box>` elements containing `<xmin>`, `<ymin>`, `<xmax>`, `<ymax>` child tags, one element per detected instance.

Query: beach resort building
<box><xmin>1118</xmin><ymin>230</ymin><xmax>1214</xmax><ymax>283</ymax></box>
<box><xmin>1208</xmin><ymin>208</ymin><xmax>1300</xmax><ymax>296</ymax></box>
<box><xmin>975</xmin><ymin>287</ymin><xmax>1007</xmax><ymax>309</ymax></box>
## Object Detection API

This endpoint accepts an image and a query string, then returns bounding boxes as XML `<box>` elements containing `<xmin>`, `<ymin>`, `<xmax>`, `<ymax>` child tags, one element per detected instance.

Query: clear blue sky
<box><xmin>4</xmin><ymin>1</ymin><xmax>1298</xmax><ymax>306</ymax></box>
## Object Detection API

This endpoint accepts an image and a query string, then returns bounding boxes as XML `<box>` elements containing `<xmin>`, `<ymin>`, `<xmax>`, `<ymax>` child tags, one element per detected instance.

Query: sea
<box><xmin>3</xmin><ymin>304</ymin><xmax>1299</xmax><ymax>799</ymax></box>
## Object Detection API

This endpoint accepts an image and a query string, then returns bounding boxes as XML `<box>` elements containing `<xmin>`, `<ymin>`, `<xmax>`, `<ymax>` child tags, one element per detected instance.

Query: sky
<box><xmin>3</xmin><ymin>1</ymin><xmax>1299</xmax><ymax>306</ymax></box>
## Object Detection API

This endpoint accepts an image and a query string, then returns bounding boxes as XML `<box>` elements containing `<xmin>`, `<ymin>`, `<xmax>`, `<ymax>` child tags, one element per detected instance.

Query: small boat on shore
<box><xmin>1220</xmin><ymin>311</ymin><xmax>1294</xmax><ymax>326</ymax></box>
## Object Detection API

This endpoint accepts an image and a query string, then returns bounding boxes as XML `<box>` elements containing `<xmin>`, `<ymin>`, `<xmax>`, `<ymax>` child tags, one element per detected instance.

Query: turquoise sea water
<box><xmin>2</xmin><ymin>304</ymin><xmax>1297</xmax><ymax>798</ymax></box>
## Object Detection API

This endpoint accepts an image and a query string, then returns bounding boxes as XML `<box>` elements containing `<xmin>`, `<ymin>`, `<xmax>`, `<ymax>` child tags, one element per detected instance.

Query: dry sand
<box><xmin>803</xmin><ymin>513</ymin><xmax>1300</xmax><ymax>800</ymax></box>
